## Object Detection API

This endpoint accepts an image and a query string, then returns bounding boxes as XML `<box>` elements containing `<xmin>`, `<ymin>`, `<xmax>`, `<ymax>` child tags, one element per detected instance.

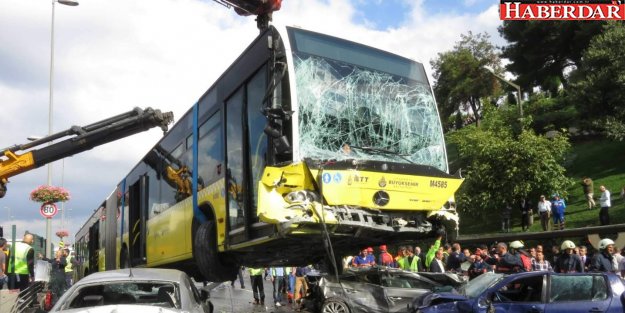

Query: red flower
<box><xmin>55</xmin><ymin>230</ymin><xmax>69</xmax><ymax>238</ymax></box>
<box><xmin>30</xmin><ymin>185</ymin><xmax>71</xmax><ymax>203</ymax></box>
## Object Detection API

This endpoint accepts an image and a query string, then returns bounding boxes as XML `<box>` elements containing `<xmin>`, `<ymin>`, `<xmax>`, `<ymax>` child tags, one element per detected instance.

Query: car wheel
<box><xmin>193</xmin><ymin>221</ymin><xmax>238</xmax><ymax>282</ymax></box>
<box><xmin>322</xmin><ymin>298</ymin><xmax>350</xmax><ymax>313</ymax></box>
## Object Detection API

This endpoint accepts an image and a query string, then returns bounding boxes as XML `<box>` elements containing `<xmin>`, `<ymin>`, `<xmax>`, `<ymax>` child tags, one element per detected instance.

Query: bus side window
<box><xmin>198</xmin><ymin>112</ymin><xmax>222</xmax><ymax>186</ymax></box>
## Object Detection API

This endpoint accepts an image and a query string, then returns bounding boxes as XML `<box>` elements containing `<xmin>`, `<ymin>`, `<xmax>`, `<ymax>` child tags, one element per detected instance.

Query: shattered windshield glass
<box><xmin>289</xmin><ymin>28</ymin><xmax>448</xmax><ymax>171</ymax></box>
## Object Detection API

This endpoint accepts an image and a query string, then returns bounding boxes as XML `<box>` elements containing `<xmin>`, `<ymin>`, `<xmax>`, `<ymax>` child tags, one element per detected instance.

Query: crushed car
<box><xmin>46</xmin><ymin>268</ymin><xmax>213</xmax><ymax>313</ymax></box>
<box><xmin>309</xmin><ymin>267</ymin><xmax>464</xmax><ymax>313</ymax></box>
<box><xmin>410</xmin><ymin>271</ymin><xmax>625</xmax><ymax>313</ymax></box>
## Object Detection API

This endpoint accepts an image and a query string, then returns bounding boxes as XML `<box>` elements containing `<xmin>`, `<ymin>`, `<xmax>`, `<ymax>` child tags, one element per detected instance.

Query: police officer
<box><xmin>589</xmin><ymin>238</ymin><xmax>614</xmax><ymax>272</ymax></box>
<box><xmin>554</xmin><ymin>240</ymin><xmax>584</xmax><ymax>273</ymax></box>
<box><xmin>7</xmin><ymin>233</ymin><xmax>35</xmax><ymax>291</ymax></box>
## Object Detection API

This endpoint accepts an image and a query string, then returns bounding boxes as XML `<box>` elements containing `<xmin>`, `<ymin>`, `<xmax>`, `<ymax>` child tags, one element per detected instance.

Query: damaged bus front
<box><xmin>256</xmin><ymin>26</ymin><xmax>463</xmax><ymax>253</ymax></box>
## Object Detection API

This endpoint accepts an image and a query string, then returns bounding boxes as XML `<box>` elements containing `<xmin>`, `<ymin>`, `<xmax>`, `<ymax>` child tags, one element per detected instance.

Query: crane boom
<box><xmin>0</xmin><ymin>107</ymin><xmax>174</xmax><ymax>198</ymax></box>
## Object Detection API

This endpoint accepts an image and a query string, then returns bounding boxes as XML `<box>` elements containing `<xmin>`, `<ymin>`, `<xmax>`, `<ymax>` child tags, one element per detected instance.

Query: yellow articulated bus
<box><xmin>75</xmin><ymin>25</ymin><xmax>463</xmax><ymax>282</ymax></box>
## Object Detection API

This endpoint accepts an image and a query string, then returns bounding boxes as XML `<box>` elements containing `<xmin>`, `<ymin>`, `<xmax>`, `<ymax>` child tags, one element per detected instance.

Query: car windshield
<box><xmin>458</xmin><ymin>273</ymin><xmax>504</xmax><ymax>298</ymax></box>
<box><xmin>64</xmin><ymin>281</ymin><xmax>180</xmax><ymax>310</ymax></box>
<box><xmin>288</xmin><ymin>27</ymin><xmax>448</xmax><ymax>171</ymax></box>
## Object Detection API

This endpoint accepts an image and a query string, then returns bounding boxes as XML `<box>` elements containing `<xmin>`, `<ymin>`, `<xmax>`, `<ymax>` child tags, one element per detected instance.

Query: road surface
<box><xmin>206</xmin><ymin>272</ymin><xmax>315</xmax><ymax>313</ymax></box>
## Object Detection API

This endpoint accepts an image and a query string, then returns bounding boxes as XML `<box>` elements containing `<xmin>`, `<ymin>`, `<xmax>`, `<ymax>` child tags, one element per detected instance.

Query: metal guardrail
<box><xmin>456</xmin><ymin>223</ymin><xmax>625</xmax><ymax>246</ymax></box>
<box><xmin>10</xmin><ymin>281</ymin><xmax>44</xmax><ymax>313</ymax></box>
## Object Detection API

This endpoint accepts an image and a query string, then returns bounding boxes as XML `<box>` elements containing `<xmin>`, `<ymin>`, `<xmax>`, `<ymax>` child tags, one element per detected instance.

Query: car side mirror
<box><xmin>478</xmin><ymin>296</ymin><xmax>491</xmax><ymax>308</ymax></box>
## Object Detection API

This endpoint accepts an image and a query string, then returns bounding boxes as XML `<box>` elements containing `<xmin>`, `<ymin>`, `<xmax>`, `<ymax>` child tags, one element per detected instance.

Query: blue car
<box><xmin>411</xmin><ymin>271</ymin><xmax>625</xmax><ymax>313</ymax></box>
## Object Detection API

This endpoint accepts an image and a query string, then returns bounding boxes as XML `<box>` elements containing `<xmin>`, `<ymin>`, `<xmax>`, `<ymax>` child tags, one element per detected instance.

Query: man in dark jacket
<box><xmin>519</xmin><ymin>198</ymin><xmax>532</xmax><ymax>231</ymax></box>
<box><xmin>590</xmin><ymin>238</ymin><xmax>615</xmax><ymax>272</ymax></box>
<box><xmin>446</xmin><ymin>243</ymin><xmax>466</xmax><ymax>272</ymax></box>
<box><xmin>430</xmin><ymin>250</ymin><xmax>445</xmax><ymax>273</ymax></box>
<box><xmin>554</xmin><ymin>240</ymin><xmax>584</xmax><ymax>273</ymax></box>
<box><xmin>483</xmin><ymin>242</ymin><xmax>525</xmax><ymax>273</ymax></box>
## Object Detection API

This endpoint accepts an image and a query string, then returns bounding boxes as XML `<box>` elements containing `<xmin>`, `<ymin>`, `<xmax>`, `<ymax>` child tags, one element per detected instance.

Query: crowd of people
<box><xmin>231</xmin><ymin>265</ymin><xmax>313</xmax><ymax>311</ymax></box>
<box><xmin>344</xmin><ymin>235</ymin><xmax>623</xmax><ymax>281</ymax></box>
<box><xmin>501</xmin><ymin>177</ymin><xmax>625</xmax><ymax>233</ymax></box>
<box><xmin>0</xmin><ymin>233</ymin><xmax>78</xmax><ymax>305</ymax></box>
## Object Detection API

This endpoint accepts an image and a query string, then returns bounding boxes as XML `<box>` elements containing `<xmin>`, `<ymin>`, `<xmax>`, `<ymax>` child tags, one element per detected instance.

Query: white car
<box><xmin>49</xmin><ymin>268</ymin><xmax>213</xmax><ymax>313</ymax></box>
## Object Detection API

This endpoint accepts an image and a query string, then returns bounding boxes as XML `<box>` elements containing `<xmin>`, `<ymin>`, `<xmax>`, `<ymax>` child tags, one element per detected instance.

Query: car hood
<box><xmin>56</xmin><ymin>305</ymin><xmax>182</xmax><ymax>313</ymax></box>
<box><xmin>411</xmin><ymin>291</ymin><xmax>469</xmax><ymax>311</ymax></box>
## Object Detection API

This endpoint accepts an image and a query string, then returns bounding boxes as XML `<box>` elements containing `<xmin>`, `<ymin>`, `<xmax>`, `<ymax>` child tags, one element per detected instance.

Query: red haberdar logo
<box><xmin>500</xmin><ymin>0</ymin><xmax>625</xmax><ymax>20</ymax></box>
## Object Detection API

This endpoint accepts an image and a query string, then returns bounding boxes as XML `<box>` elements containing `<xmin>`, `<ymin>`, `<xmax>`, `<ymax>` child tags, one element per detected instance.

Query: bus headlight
<box><xmin>284</xmin><ymin>190</ymin><xmax>319</xmax><ymax>203</ymax></box>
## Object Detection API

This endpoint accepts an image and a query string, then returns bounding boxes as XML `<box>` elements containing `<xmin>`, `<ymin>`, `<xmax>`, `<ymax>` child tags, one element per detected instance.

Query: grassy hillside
<box><xmin>459</xmin><ymin>139</ymin><xmax>625</xmax><ymax>235</ymax></box>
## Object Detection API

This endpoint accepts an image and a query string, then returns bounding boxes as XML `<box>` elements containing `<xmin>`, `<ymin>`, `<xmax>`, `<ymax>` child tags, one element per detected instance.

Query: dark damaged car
<box><xmin>410</xmin><ymin>271</ymin><xmax>625</xmax><ymax>313</ymax></box>
<box><xmin>310</xmin><ymin>267</ymin><xmax>464</xmax><ymax>313</ymax></box>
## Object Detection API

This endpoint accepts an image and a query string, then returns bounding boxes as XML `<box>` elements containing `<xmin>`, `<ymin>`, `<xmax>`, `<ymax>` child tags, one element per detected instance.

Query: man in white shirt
<box><xmin>537</xmin><ymin>195</ymin><xmax>552</xmax><ymax>231</ymax></box>
<box><xmin>430</xmin><ymin>250</ymin><xmax>445</xmax><ymax>273</ymax></box>
<box><xmin>599</xmin><ymin>185</ymin><xmax>611</xmax><ymax>225</ymax></box>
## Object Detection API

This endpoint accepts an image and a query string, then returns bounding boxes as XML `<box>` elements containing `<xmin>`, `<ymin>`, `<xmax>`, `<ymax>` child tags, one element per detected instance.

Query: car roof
<box><xmin>76</xmin><ymin>268</ymin><xmax>186</xmax><ymax>285</ymax></box>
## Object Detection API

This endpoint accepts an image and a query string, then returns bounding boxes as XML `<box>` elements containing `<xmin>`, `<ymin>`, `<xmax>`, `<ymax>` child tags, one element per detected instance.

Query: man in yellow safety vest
<box><xmin>64</xmin><ymin>248</ymin><xmax>75</xmax><ymax>288</ymax></box>
<box><xmin>248</xmin><ymin>267</ymin><xmax>265</xmax><ymax>305</ymax></box>
<box><xmin>8</xmin><ymin>233</ymin><xmax>34</xmax><ymax>291</ymax></box>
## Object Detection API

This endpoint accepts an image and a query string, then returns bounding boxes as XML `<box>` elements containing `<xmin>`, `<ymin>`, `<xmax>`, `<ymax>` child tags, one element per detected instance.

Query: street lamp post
<box><xmin>47</xmin><ymin>0</ymin><xmax>79</xmax><ymax>258</ymax></box>
<box><xmin>4</xmin><ymin>206</ymin><xmax>12</xmax><ymax>223</ymax></box>
<box><xmin>484</xmin><ymin>66</ymin><xmax>523</xmax><ymax>118</ymax></box>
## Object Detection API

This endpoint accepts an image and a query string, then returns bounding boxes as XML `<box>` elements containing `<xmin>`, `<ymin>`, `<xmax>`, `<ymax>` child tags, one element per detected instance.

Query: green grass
<box><xmin>460</xmin><ymin>139</ymin><xmax>625</xmax><ymax>235</ymax></box>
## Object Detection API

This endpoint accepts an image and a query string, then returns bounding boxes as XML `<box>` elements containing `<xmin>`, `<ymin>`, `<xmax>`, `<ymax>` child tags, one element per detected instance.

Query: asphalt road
<box><xmin>206</xmin><ymin>272</ymin><xmax>315</xmax><ymax>313</ymax></box>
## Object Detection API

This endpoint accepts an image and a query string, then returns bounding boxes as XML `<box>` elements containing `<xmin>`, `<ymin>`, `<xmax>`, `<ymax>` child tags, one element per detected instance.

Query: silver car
<box><xmin>311</xmin><ymin>267</ymin><xmax>463</xmax><ymax>313</ymax></box>
<box><xmin>49</xmin><ymin>268</ymin><xmax>213</xmax><ymax>313</ymax></box>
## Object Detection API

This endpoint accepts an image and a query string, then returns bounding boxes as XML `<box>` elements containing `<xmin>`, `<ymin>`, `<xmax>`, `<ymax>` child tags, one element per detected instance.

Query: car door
<box><xmin>545</xmin><ymin>274</ymin><xmax>611</xmax><ymax>313</ymax></box>
<box><xmin>340</xmin><ymin>270</ymin><xmax>390</xmax><ymax>313</ymax></box>
<box><xmin>485</xmin><ymin>273</ymin><xmax>546</xmax><ymax>313</ymax></box>
<box><xmin>383</xmin><ymin>272</ymin><xmax>439</xmax><ymax>313</ymax></box>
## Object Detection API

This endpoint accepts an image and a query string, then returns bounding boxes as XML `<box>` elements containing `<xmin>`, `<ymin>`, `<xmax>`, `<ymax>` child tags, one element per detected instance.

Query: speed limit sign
<box><xmin>40</xmin><ymin>203</ymin><xmax>58</xmax><ymax>219</ymax></box>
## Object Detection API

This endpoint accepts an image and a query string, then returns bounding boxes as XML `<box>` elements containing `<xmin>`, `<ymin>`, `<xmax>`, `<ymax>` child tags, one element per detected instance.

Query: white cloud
<box><xmin>0</xmin><ymin>0</ymin><xmax>501</xmax><ymax>242</ymax></box>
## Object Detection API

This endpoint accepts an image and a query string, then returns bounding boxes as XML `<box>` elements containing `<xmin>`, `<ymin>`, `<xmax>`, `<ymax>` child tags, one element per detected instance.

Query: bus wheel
<box><xmin>194</xmin><ymin>221</ymin><xmax>237</xmax><ymax>282</ymax></box>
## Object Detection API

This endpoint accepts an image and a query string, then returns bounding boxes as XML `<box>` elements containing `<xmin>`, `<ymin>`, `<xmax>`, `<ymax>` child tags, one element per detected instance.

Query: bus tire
<box><xmin>194</xmin><ymin>221</ymin><xmax>237</xmax><ymax>282</ymax></box>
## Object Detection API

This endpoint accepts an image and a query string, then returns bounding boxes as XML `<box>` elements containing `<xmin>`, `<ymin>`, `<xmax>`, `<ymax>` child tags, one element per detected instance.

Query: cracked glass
<box><xmin>289</xmin><ymin>28</ymin><xmax>447</xmax><ymax>172</ymax></box>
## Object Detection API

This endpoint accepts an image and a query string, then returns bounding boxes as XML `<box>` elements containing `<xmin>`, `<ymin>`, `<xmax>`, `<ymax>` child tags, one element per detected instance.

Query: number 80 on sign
<box><xmin>40</xmin><ymin>203</ymin><xmax>58</xmax><ymax>218</ymax></box>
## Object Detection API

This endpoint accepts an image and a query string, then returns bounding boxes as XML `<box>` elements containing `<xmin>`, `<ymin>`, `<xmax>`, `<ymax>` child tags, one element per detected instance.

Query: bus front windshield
<box><xmin>289</xmin><ymin>28</ymin><xmax>447</xmax><ymax>171</ymax></box>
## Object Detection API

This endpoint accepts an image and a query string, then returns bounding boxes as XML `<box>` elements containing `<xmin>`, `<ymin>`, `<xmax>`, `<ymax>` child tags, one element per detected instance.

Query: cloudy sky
<box><xmin>0</xmin><ymin>0</ymin><xmax>500</xmax><ymax>244</ymax></box>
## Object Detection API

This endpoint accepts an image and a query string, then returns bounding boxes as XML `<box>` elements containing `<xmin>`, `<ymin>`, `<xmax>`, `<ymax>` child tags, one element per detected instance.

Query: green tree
<box><xmin>431</xmin><ymin>32</ymin><xmax>501</xmax><ymax>131</ymax></box>
<box><xmin>570</xmin><ymin>22</ymin><xmax>625</xmax><ymax>140</ymax></box>
<box><xmin>499</xmin><ymin>21</ymin><xmax>604</xmax><ymax>93</ymax></box>
<box><xmin>449</xmin><ymin>105</ymin><xmax>573</xmax><ymax>217</ymax></box>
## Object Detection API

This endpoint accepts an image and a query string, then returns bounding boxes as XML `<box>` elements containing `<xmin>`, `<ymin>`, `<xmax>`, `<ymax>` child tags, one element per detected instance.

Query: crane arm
<box><xmin>0</xmin><ymin>107</ymin><xmax>174</xmax><ymax>198</ymax></box>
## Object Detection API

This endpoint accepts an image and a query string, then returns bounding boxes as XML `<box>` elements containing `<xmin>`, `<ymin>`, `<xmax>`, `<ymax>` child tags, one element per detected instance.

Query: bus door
<box><xmin>226</xmin><ymin>64</ymin><xmax>275</xmax><ymax>244</ymax></box>
<box><xmin>128</xmin><ymin>177</ymin><xmax>148</xmax><ymax>266</ymax></box>
<box><xmin>88</xmin><ymin>220</ymin><xmax>99</xmax><ymax>273</ymax></box>
<box><xmin>226</xmin><ymin>87</ymin><xmax>248</xmax><ymax>244</ymax></box>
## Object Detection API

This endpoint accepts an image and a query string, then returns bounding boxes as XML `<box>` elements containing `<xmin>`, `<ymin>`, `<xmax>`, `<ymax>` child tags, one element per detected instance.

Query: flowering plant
<box><xmin>56</xmin><ymin>230</ymin><xmax>69</xmax><ymax>239</ymax></box>
<box><xmin>30</xmin><ymin>185</ymin><xmax>71</xmax><ymax>203</ymax></box>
